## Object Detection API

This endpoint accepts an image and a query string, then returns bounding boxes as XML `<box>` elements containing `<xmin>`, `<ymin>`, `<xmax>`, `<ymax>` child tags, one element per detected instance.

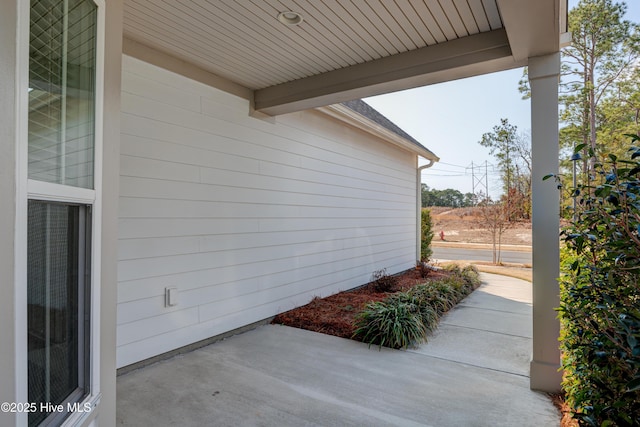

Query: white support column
<box><xmin>528</xmin><ymin>52</ymin><xmax>562</xmax><ymax>392</ymax></box>
<box><xmin>96</xmin><ymin>1</ymin><xmax>124</xmax><ymax>426</ymax></box>
<box><xmin>416</xmin><ymin>158</ymin><xmax>422</xmax><ymax>262</ymax></box>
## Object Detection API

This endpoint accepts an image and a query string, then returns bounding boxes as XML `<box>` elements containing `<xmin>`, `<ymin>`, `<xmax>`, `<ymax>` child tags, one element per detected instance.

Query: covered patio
<box><xmin>116</xmin><ymin>273</ymin><xmax>559</xmax><ymax>426</ymax></box>
<box><xmin>117</xmin><ymin>0</ymin><xmax>567</xmax><ymax>392</ymax></box>
<box><xmin>0</xmin><ymin>1</ymin><xmax>568</xmax><ymax>426</ymax></box>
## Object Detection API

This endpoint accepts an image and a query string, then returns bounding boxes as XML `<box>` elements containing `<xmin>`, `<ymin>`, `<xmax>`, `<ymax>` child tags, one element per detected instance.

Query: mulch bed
<box><xmin>550</xmin><ymin>393</ymin><xmax>579</xmax><ymax>427</ymax></box>
<box><xmin>272</xmin><ymin>268</ymin><xmax>450</xmax><ymax>339</ymax></box>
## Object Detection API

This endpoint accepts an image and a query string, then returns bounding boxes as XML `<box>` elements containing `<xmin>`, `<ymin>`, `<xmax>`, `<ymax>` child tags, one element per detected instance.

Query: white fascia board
<box><xmin>318</xmin><ymin>104</ymin><xmax>439</xmax><ymax>162</ymax></box>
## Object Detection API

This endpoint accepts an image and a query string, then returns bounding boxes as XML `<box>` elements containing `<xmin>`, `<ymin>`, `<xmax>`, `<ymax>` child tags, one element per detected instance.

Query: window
<box><xmin>26</xmin><ymin>0</ymin><xmax>98</xmax><ymax>425</ymax></box>
<box><xmin>27</xmin><ymin>202</ymin><xmax>91</xmax><ymax>426</ymax></box>
<box><xmin>29</xmin><ymin>0</ymin><xmax>97</xmax><ymax>189</ymax></box>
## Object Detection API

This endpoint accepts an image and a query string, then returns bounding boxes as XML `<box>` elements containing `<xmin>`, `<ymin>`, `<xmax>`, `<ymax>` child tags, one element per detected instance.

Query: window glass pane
<box><xmin>27</xmin><ymin>201</ymin><xmax>90</xmax><ymax>426</ymax></box>
<box><xmin>29</xmin><ymin>0</ymin><xmax>97</xmax><ymax>189</ymax></box>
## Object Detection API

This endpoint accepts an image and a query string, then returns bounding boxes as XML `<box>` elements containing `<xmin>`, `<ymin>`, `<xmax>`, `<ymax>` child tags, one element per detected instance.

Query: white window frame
<box><xmin>15</xmin><ymin>0</ymin><xmax>105</xmax><ymax>425</ymax></box>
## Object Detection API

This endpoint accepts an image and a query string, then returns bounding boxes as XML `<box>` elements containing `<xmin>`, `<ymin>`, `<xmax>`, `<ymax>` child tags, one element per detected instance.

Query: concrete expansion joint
<box><xmin>441</xmin><ymin>323</ymin><xmax>530</xmax><ymax>339</ymax></box>
<box><xmin>457</xmin><ymin>304</ymin><xmax>532</xmax><ymax>315</ymax></box>
<box><xmin>409</xmin><ymin>352</ymin><xmax>531</xmax><ymax>379</ymax></box>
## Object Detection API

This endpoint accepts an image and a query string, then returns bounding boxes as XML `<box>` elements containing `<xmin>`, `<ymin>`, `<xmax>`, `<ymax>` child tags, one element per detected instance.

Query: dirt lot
<box><xmin>428</xmin><ymin>206</ymin><xmax>532</xmax><ymax>246</ymax></box>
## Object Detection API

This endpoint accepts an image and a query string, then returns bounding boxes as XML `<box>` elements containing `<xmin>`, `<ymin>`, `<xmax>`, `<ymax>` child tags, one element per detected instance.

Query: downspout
<box><xmin>417</xmin><ymin>159</ymin><xmax>435</xmax><ymax>262</ymax></box>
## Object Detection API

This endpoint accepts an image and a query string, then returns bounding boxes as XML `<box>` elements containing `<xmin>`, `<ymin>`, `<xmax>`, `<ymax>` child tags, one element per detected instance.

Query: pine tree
<box><xmin>561</xmin><ymin>0</ymin><xmax>639</xmax><ymax>172</ymax></box>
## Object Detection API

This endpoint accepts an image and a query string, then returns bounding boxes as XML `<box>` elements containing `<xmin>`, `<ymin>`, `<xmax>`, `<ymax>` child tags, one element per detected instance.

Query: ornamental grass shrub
<box><xmin>352</xmin><ymin>298</ymin><xmax>427</xmax><ymax>350</ymax></box>
<box><xmin>407</xmin><ymin>284</ymin><xmax>456</xmax><ymax>316</ymax></box>
<box><xmin>390</xmin><ymin>291</ymin><xmax>439</xmax><ymax>333</ymax></box>
<box><xmin>353</xmin><ymin>265</ymin><xmax>481</xmax><ymax>350</ymax></box>
<box><xmin>554</xmin><ymin>136</ymin><xmax>640</xmax><ymax>426</ymax></box>
<box><xmin>442</xmin><ymin>264</ymin><xmax>481</xmax><ymax>296</ymax></box>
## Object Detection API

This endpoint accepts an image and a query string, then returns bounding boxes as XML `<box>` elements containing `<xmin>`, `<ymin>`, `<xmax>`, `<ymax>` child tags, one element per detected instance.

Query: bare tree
<box><xmin>476</xmin><ymin>200</ymin><xmax>511</xmax><ymax>264</ymax></box>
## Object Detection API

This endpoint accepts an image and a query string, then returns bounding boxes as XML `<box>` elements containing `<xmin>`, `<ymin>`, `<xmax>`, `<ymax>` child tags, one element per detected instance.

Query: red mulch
<box><xmin>550</xmin><ymin>393</ymin><xmax>579</xmax><ymax>427</ymax></box>
<box><xmin>272</xmin><ymin>268</ymin><xmax>450</xmax><ymax>339</ymax></box>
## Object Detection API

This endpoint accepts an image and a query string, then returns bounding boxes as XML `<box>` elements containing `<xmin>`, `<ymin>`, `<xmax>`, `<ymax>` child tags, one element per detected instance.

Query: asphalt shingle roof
<box><xmin>341</xmin><ymin>99</ymin><xmax>437</xmax><ymax>160</ymax></box>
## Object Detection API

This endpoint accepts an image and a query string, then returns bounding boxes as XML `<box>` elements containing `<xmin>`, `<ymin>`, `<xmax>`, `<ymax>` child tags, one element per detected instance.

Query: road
<box><xmin>432</xmin><ymin>245</ymin><xmax>532</xmax><ymax>265</ymax></box>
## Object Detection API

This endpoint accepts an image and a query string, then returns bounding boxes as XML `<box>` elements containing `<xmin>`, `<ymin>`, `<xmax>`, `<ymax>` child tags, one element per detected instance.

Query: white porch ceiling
<box><xmin>122</xmin><ymin>0</ymin><xmax>566</xmax><ymax>115</ymax></box>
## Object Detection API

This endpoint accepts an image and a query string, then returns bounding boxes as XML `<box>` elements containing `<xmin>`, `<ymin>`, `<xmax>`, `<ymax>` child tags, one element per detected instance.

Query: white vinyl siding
<box><xmin>117</xmin><ymin>55</ymin><xmax>417</xmax><ymax>367</ymax></box>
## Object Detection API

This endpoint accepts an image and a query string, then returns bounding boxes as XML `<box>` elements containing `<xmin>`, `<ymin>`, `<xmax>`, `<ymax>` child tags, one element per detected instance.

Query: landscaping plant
<box><xmin>442</xmin><ymin>264</ymin><xmax>481</xmax><ymax>296</ymax></box>
<box><xmin>353</xmin><ymin>266</ymin><xmax>481</xmax><ymax>350</ymax></box>
<box><xmin>551</xmin><ymin>136</ymin><xmax>640</xmax><ymax>426</ymax></box>
<box><xmin>390</xmin><ymin>291</ymin><xmax>439</xmax><ymax>333</ymax></box>
<box><xmin>407</xmin><ymin>284</ymin><xmax>456</xmax><ymax>316</ymax></box>
<box><xmin>421</xmin><ymin>209</ymin><xmax>434</xmax><ymax>262</ymax></box>
<box><xmin>416</xmin><ymin>260</ymin><xmax>432</xmax><ymax>278</ymax></box>
<box><xmin>370</xmin><ymin>268</ymin><xmax>398</xmax><ymax>293</ymax></box>
<box><xmin>353</xmin><ymin>297</ymin><xmax>427</xmax><ymax>350</ymax></box>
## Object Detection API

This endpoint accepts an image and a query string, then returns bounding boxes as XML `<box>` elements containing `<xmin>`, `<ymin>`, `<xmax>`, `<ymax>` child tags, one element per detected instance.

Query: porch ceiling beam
<box><xmin>254</xmin><ymin>29</ymin><xmax>517</xmax><ymax>116</ymax></box>
<box><xmin>123</xmin><ymin>38</ymin><xmax>253</xmax><ymax>101</ymax></box>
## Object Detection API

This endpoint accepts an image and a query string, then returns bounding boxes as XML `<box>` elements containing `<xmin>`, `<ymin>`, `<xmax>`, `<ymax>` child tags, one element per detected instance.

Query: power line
<box><xmin>423</xmin><ymin>173</ymin><xmax>467</xmax><ymax>177</ymax></box>
<box><xmin>437</xmin><ymin>161</ymin><xmax>468</xmax><ymax>169</ymax></box>
<box><xmin>426</xmin><ymin>167</ymin><xmax>470</xmax><ymax>173</ymax></box>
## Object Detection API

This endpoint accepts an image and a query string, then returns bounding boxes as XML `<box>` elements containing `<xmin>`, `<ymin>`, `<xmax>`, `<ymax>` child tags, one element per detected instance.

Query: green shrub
<box><xmin>390</xmin><ymin>291</ymin><xmax>439</xmax><ymax>332</ymax></box>
<box><xmin>421</xmin><ymin>209</ymin><xmax>434</xmax><ymax>262</ymax></box>
<box><xmin>460</xmin><ymin>265</ymin><xmax>481</xmax><ymax>286</ymax></box>
<box><xmin>353</xmin><ymin>297</ymin><xmax>427</xmax><ymax>349</ymax></box>
<box><xmin>554</xmin><ymin>136</ymin><xmax>640</xmax><ymax>426</ymax></box>
<box><xmin>441</xmin><ymin>264</ymin><xmax>481</xmax><ymax>297</ymax></box>
<box><xmin>407</xmin><ymin>284</ymin><xmax>456</xmax><ymax>316</ymax></box>
<box><xmin>353</xmin><ymin>269</ymin><xmax>482</xmax><ymax>350</ymax></box>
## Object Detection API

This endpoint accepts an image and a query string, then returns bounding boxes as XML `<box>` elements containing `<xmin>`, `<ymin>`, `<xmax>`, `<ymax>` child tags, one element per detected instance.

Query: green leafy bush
<box><xmin>556</xmin><ymin>136</ymin><xmax>640</xmax><ymax>426</ymax></box>
<box><xmin>421</xmin><ymin>209</ymin><xmax>434</xmax><ymax>262</ymax></box>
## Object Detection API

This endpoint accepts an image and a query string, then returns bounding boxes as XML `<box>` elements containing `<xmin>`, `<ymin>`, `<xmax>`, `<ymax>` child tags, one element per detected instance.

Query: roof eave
<box><xmin>317</xmin><ymin>104</ymin><xmax>439</xmax><ymax>162</ymax></box>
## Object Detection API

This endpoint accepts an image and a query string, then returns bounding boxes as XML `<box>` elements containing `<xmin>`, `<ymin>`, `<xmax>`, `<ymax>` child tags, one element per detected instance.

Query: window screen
<box><xmin>27</xmin><ymin>201</ymin><xmax>91</xmax><ymax>426</ymax></box>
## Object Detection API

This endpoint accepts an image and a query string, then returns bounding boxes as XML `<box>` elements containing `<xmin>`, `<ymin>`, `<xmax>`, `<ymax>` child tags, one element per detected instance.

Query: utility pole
<box><xmin>468</xmin><ymin>161</ymin><xmax>489</xmax><ymax>204</ymax></box>
<box><xmin>485</xmin><ymin>161</ymin><xmax>489</xmax><ymax>202</ymax></box>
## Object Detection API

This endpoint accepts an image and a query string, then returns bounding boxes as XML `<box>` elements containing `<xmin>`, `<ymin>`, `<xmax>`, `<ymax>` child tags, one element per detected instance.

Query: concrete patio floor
<box><xmin>116</xmin><ymin>273</ymin><xmax>560</xmax><ymax>426</ymax></box>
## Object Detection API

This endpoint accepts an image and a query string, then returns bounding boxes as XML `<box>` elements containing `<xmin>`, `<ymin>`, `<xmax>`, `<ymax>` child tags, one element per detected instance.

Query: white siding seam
<box><xmin>117</xmin><ymin>235</ymin><xmax>412</xmax><ymax>259</ymax></box>
<box><xmin>119</xmin><ymin>118</ymin><xmax>414</xmax><ymax>183</ymax></box>
<box><xmin>247</xmin><ymin>116</ymin><xmax>416</xmax><ymax>175</ymax></box>
<box><xmin>117</xmin><ymin>242</ymin><xmax>414</xmax><ymax>284</ymax></box>
<box><xmin>120</xmin><ymin>98</ymin><xmax>414</xmax><ymax>181</ymax></box>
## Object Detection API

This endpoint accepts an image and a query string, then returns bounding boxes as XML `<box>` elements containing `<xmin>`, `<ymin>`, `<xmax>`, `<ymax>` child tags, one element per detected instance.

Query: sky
<box><xmin>364</xmin><ymin>0</ymin><xmax>640</xmax><ymax>200</ymax></box>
